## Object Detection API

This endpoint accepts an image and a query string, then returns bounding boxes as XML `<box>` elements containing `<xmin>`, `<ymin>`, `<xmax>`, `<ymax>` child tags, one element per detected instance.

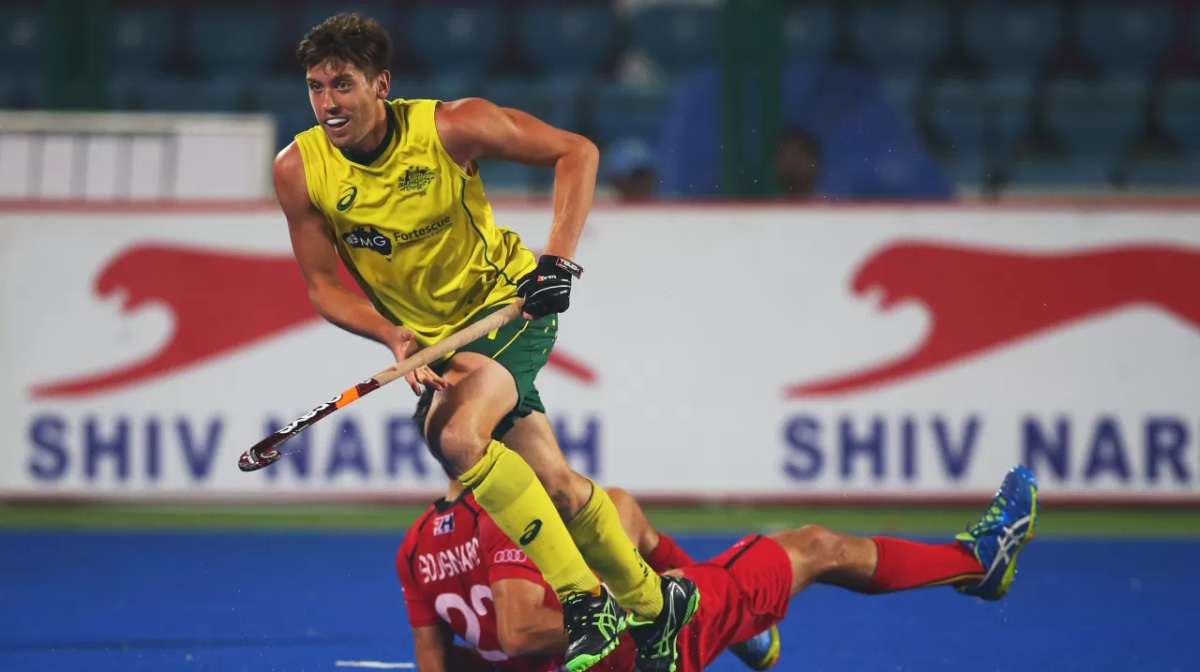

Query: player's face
<box><xmin>305</xmin><ymin>60</ymin><xmax>388</xmax><ymax>149</ymax></box>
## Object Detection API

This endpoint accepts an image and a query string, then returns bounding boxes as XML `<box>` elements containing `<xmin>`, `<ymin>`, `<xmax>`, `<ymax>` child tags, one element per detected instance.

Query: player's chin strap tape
<box><xmin>545</xmin><ymin>255</ymin><xmax>584</xmax><ymax>279</ymax></box>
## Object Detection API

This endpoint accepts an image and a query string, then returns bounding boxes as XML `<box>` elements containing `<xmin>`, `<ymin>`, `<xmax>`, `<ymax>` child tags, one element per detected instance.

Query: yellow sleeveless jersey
<box><xmin>294</xmin><ymin>98</ymin><xmax>536</xmax><ymax>347</ymax></box>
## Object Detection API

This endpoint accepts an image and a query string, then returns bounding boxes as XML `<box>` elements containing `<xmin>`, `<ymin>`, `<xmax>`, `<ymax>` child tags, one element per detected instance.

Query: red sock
<box><xmin>644</xmin><ymin>533</ymin><xmax>694</xmax><ymax>572</ymax></box>
<box><xmin>863</xmin><ymin>537</ymin><xmax>985</xmax><ymax>594</ymax></box>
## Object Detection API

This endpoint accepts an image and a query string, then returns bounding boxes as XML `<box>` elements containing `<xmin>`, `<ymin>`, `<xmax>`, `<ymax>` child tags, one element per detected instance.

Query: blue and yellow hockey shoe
<box><xmin>729</xmin><ymin>625</ymin><xmax>780</xmax><ymax>670</ymax></box>
<box><xmin>955</xmin><ymin>464</ymin><xmax>1039</xmax><ymax>601</ymax></box>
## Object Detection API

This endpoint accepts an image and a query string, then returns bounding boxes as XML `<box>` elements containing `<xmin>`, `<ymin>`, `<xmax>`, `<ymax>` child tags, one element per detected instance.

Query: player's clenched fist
<box><xmin>516</xmin><ymin>254</ymin><xmax>583</xmax><ymax>319</ymax></box>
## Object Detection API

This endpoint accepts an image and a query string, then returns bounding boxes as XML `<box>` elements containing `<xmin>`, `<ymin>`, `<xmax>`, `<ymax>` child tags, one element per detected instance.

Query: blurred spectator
<box><xmin>774</xmin><ymin>127</ymin><xmax>823</xmax><ymax>198</ymax></box>
<box><xmin>657</xmin><ymin>63</ymin><xmax>955</xmax><ymax>200</ymax></box>
<box><xmin>605</xmin><ymin>137</ymin><xmax>659</xmax><ymax>202</ymax></box>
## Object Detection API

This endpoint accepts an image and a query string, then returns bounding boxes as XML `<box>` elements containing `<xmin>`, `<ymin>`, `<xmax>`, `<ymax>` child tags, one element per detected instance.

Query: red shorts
<box><xmin>675</xmin><ymin>534</ymin><xmax>793</xmax><ymax>672</ymax></box>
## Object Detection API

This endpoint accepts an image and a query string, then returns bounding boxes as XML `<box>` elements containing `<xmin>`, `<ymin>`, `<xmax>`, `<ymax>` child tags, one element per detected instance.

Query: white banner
<box><xmin>3</xmin><ymin>204</ymin><xmax>1200</xmax><ymax>502</ymax></box>
<box><xmin>0</xmin><ymin>112</ymin><xmax>275</xmax><ymax>200</ymax></box>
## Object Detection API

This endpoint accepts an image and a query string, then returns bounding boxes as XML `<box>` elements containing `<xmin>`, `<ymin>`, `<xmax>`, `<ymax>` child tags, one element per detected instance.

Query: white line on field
<box><xmin>334</xmin><ymin>662</ymin><xmax>415</xmax><ymax>669</ymax></box>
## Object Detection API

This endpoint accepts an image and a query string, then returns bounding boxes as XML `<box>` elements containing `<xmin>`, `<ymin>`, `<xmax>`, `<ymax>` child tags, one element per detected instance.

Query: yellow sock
<box><xmin>567</xmin><ymin>479</ymin><xmax>663</xmax><ymax>620</ymax></box>
<box><xmin>459</xmin><ymin>440</ymin><xmax>600</xmax><ymax>599</ymax></box>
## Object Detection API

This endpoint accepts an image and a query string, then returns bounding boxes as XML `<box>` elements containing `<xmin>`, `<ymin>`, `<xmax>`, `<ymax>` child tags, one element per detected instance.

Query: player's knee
<box><xmin>814</xmin><ymin>524</ymin><xmax>859</xmax><ymax>576</ymax></box>
<box><xmin>427</xmin><ymin>416</ymin><xmax>489</xmax><ymax>474</ymax></box>
<box><xmin>773</xmin><ymin>524</ymin><xmax>845</xmax><ymax>576</ymax></box>
<box><xmin>607</xmin><ymin>487</ymin><xmax>632</xmax><ymax>509</ymax></box>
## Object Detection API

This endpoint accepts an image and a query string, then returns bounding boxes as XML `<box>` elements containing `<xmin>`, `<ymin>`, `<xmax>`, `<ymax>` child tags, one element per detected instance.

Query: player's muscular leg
<box><xmin>770</xmin><ymin>525</ymin><xmax>987</xmax><ymax>596</ymax></box>
<box><xmin>770</xmin><ymin>525</ymin><xmax>879</xmax><ymax>595</ymax></box>
<box><xmin>500</xmin><ymin>411</ymin><xmax>593</xmax><ymax>518</ymax></box>
<box><xmin>424</xmin><ymin>352</ymin><xmax>604</xmax><ymax>606</ymax></box>
<box><xmin>608</xmin><ymin>487</ymin><xmax>694</xmax><ymax>572</ymax></box>
<box><xmin>505</xmin><ymin>411</ymin><xmax>666</xmax><ymax>622</ymax></box>
<box><xmin>422</xmin><ymin>353</ymin><xmax>518</xmax><ymax>475</ymax></box>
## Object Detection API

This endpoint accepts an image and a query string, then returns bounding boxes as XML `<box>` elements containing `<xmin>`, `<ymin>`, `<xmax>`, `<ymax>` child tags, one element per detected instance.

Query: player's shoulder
<box><xmin>388</xmin><ymin>96</ymin><xmax>441</xmax><ymax>122</ymax></box>
<box><xmin>271</xmin><ymin>141</ymin><xmax>314</xmax><ymax>213</ymax></box>
<box><xmin>432</xmin><ymin>96</ymin><xmax>502</xmax><ymax>124</ymax></box>
<box><xmin>275</xmin><ymin>121</ymin><xmax>329</xmax><ymax>166</ymax></box>
<box><xmin>273</xmin><ymin>141</ymin><xmax>303</xmax><ymax>178</ymax></box>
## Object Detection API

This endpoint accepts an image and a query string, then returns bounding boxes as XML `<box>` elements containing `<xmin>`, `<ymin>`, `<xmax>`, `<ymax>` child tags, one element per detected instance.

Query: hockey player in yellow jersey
<box><xmin>272</xmin><ymin>13</ymin><xmax>697</xmax><ymax>672</ymax></box>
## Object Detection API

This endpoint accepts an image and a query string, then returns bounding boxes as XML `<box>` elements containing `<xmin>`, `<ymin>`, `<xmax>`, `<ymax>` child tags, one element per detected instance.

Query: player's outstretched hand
<box><xmin>517</xmin><ymin>254</ymin><xmax>583</xmax><ymax>319</ymax></box>
<box><xmin>387</xmin><ymin>325</ymin><xmax>449</xmax><ymax>396</ymax></box>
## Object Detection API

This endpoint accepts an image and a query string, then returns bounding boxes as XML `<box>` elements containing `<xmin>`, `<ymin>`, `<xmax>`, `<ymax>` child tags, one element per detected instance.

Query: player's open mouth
<box><xmin>325</xmin><ymin>118</ymin><xmax>349</xmax><ymax>129</ymax></box>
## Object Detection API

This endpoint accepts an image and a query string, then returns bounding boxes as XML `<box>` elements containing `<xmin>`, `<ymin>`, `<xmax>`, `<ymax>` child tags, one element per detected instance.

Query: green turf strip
<box><xmin>1</xmin><ymin>504</ymin><xmax>1198</xmax><ymax>537</ymax></box>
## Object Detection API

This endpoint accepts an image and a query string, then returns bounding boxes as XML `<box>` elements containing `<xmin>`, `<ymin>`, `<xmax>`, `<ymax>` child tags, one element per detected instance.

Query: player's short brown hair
<box><xmin>296</xmin><ymin>12</ymin><xmax>392</xmax><ymax>77</ymax></box>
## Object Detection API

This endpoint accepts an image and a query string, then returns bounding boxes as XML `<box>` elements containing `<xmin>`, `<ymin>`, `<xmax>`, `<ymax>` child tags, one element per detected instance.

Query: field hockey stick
<box><xmin>238</xmin><ymin>299</ymin><xmax>525</xmax><ymax>472</ymax></box>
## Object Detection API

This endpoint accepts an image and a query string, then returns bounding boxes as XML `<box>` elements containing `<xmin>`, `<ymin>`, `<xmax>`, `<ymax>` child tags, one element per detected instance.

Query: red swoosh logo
<box><xmin>786</xmin><ymin>241</ymin><xmax>1200</xmax><ymax>398</ymax></box>
<box><xmin>31</xmin><ymin>244</ymin><xmax>596</xmax><ymax>399</ymax></box>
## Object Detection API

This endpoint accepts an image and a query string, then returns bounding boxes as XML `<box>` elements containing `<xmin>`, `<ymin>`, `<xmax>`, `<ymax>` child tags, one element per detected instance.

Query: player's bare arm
<box><xmin>411</xmin><ymin>622</ymin><xmax>460</xmax><ymax>672</ymax></box>
<box><xmin>410</xmin><ymin>622</ymin><xmax>493</xmax><ymax>672</ymax></box>
<box><xmin>436</xmin><ymin>97</ymin><xmax>597</xmax><ymax>259</ymax></box>
<box><xmin>273</xmin><ymin>143</ymin><xmax>447</xmax><ymax>395</ymax></box>
<box><xmin>491</xmin><ymin>577</ymin><xmax>568</xmax><ymax>657</ymax></box>
<box><xmin>609</xmin><ymin>487</ymin><xmax>663</xmax><ymax>557</ymax></box>
<box><xmin>436</xmin><ymin>97</ymin><xmax>597</xmax><ymax>319</ymax></box>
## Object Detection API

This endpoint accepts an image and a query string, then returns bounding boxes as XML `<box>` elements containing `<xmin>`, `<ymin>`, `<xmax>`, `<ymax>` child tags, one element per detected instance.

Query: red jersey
<box><xmin>396</xmin><ymin>492</ymin><xmax>568</xmax><ymax>672</ymax></box>
<box><xmin>397</xmin><ymin>495</ymin><xmax>790</xmax><ymax>672</ymax></box>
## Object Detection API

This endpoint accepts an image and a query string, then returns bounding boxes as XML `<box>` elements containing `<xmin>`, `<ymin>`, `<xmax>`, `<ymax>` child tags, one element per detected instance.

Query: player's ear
<box><xmin>375</xmin><ymin>70</ymin><xmax>391</xmax><ymax>100</ymax></box>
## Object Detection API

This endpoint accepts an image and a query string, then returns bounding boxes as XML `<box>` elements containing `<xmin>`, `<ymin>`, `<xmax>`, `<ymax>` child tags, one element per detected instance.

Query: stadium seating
<box><xmin>406</xmin><ymin>3</ymin><xmax>506</xmax><ymax>79</ymax></box>
<box><xmin>850</xmin><ymin>2</ymin><xmax>950</xmax><ymax>77</ymax></box>
<box><xmin>588</xmin><ymin>81</ymin><xmax>673</xmax><ymax>147</ymax></box>
<box><xmin>961</xmin><ymin>1</ymin><xmax>1063</xmax><ymax>79</ymax></box>
<box><xmin>927</xmin><ymin>76</ymin><xmax>1034</xmax><ymax>161</ymax></box>
<box><xmin>1042</xmin><ymin>78</ymin><xmax>1148</xmax><ymax>158</ymax></box>
<box><xmin>938</xmin><ymin>151</ymin><xmax>991</xmax><ymax>190</ymax></box>
<box><xmin>296</xmin><ymin>2</ymin><xmax>398</xmax><ymax>41</ymax></box>
<box><xmin>475</xmin><ymin>158</ymin><xmax>547</xmax><ymax>193</ymax></box>
<box><xmin>0</xmin><ymin>5</ymin><xmax>44</xmax><ymax>76</ymax></box>
<box><xmin>25</xmin><ymin>0</ymin><xmax>1192</xmax><ymax>195</ymax></box>
<box><xmin>111</xmin><ymin>74</ymin><xmax>250</xmax><ymax>113</ymax></box>
<box><xmin>480</xmin><ymin>76</ymin><xmax>583</xmax><ymax>136</ymax></box>
<box><xmin>109</xmin><ymin>8</ymin><xmax>177</xmax><ymax>77</ymax></box>
<box><xmin>878</xmin><ymin>74</ymin><xmax>923</xmax><ymax>119</ymax></box>
<box><xmin>1156</xmin><ymin>79</ymin><xmax>1200</xmax><ymax>154</ymax></box>
<box><xmin>782</xmin><ymin>2</ymin><xmax>839</xmax><ymax>64</ymax></box>
<box><xmin>243</xmin><ymin>76</ymin><xmax>311</xmax><ymax>149</ymax></box>
<box><xmin>628</xmin><ymin>4</ymin><xmax>719</xmax><ymax>78</ymax></box>
<box><xmin>1194</xmin><ymin>7</ymin><xmax>1200</xmax><ymax>62</ymax></box>
<box><xmin>186</xmin><ymin>9</ymin><xmax>283</xmax><ymax>77</ymax></box>
<box><xmin>1005</xmin><ymin>154</ymin><xmax>1118</xmax><ymax>190</ymax></box>
<box><xmin>1076</xmin><ymin>1</ymin><xmax>1173</xmax><ymax>80</ymax></box>
<box><xmin>516</xmin><ymin>3</ymin><xmax>619</xmax><ymax>80</ymax></box>
<box><xmin>0</xmin><ymin>76</ymin><xmax>18</xmax><ymax>110</ymax></box>
<box><xmin>1122</xmin><ymin>155</ymin><xmax>1200</xmax><ymax>188</ymax></box>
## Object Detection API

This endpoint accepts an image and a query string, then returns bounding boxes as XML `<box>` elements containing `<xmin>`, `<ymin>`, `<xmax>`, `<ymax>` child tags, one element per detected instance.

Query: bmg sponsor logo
<box><xmin>341</xmin><ymin>225</ymin><xmax>392</xmax><ymax>256</ymax></box>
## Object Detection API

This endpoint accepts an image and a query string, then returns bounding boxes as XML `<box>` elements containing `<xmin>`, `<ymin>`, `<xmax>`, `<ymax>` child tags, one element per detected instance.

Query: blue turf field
<box><xmin>0</xmin><ymin>531</ymin><xmax>1193</xmax><ymax>672</ymax></box>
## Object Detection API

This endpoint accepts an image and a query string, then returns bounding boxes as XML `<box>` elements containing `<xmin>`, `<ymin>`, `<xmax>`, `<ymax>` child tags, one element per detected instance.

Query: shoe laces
<box><xmin>562</xmin><ymin>594</ymin><xmax>619</xmax><ymax>637</ymax></box>
<box><xmin>968</xmin><ymin>491</ymin><xmax>1010</xmax><ymax>536</ymax></box>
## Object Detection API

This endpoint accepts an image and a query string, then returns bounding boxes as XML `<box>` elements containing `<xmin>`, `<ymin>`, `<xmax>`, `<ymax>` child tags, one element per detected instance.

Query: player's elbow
<box><xmin>494</xmin><ymin>624</ymin><xmax>537</xmax><ymax>657</ymax></box>
<box><xmin>559</xmin><ymin>133</ymin><xmax>599</xmax><ymax>170</ymax></box>
<box><xmin>305</xmin><ymin>276</ymin><xmax>343</xmax><ymax>319</ymax></box>
<box><xmin>496</xmin><ymin>622</ymin><xmax>550</xmax><ymax>658</ymax></box>
<box><xmin>608</xmin><ymin>487</ymin><xmax>659</xmax><ymax>554</ymax></box>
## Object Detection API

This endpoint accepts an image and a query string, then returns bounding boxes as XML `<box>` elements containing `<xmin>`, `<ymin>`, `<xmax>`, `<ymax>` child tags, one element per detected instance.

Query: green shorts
<box><xmin>431</xmin><ymin>302</ymin><xmax>558</xmax><ymax>438</ymax></box>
